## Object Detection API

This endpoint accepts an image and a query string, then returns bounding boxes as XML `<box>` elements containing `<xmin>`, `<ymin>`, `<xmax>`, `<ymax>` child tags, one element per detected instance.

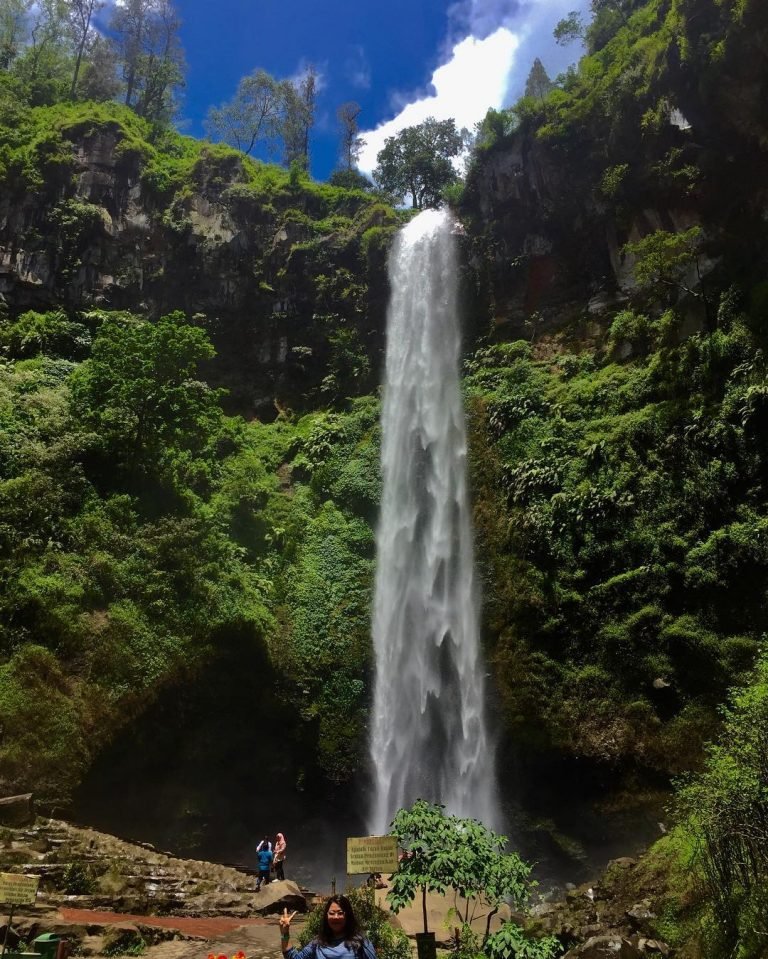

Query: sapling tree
<box><xmin>387</xmin><ymin>800</ymin><xmax>559</xmax><ymax>959</ymax></box>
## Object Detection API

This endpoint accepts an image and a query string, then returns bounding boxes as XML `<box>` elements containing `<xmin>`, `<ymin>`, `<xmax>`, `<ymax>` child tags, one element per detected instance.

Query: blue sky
<box><xmin>173</xmin><ymin>0</ymin><xmax>589</xmax><ymax>181</ymax></box>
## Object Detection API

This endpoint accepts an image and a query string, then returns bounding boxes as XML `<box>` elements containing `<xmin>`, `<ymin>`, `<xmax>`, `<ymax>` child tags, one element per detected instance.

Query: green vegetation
<box><xmin>0</xmin><ymin>7</ymin><xmax>768</xmax><ymax>955</ymax></box>
<box><xmin>674</xmin><ymin>654</ymin><xmax>768</xmax><ymax>959</ymax></box>
<box><xmin>387</xmin><ymin>801</ymin><xmax>559</xmax><ymax>959</ymax></box>
<box><xmin>0</xmin><ymin>303</ymin><xmax>383</xmax><ymax>799</ymax></box>
<box><xmin>373</xmin><ymin>117</ymin><xmax>467</xmax><ymax>210</ymax></box>
<box><xmin>464</xmin><ymin>298</ymin><xmax>768</xmax><ymax>771</ymax></box>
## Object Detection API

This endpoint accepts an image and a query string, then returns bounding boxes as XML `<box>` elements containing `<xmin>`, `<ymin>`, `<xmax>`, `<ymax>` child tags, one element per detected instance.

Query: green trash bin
<box><xmin>31</xmin><ymin>934</ymin><xmax>60</xmax><ymax>959</ymax></box>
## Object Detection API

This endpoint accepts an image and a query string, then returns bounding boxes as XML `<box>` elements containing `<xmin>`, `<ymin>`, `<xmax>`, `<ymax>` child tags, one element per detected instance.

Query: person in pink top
<box><xmin>273</xmin><ymin>831</ymin><xmax>287</xmax><ymax>881</ymax></box>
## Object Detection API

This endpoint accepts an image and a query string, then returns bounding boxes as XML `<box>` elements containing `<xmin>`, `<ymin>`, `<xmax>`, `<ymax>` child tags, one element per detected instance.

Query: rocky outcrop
<box><xmin>460</xmin><ymin>118</ymin><xmax>704</xmax><ymax>338</ymax></box>
<box><xmin>0</xmin><ymin>793</ymin><xmax>36</xmax><ymax>827</ymax></box>
<box><xmin>0</xmin><ymin>816</ymin><xmax>310</xmax><ymax>918</ymax></box>
<box><xmin>0</xmin><ymin>120</ymin><xmax>392</xmax><ymax>413</ymax></box>
<box><xmin>530</xmin><ymin>856</ymin><xmax>675</xmax><ymax>959</ymax></box>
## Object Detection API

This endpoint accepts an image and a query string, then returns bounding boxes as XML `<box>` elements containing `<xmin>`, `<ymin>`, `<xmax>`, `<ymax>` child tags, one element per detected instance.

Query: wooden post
<box><xmin>1</xmin><ymin>905</ymin><xmax>15</xmax><ymax>958</ymax></box>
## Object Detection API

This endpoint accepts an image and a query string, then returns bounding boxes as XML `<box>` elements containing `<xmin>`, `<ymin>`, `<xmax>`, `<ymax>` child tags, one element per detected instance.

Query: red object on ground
<box><xmin>58</xmin><ymin>908</ymin><xmax>271</xmax><ymax>939</ymax></box>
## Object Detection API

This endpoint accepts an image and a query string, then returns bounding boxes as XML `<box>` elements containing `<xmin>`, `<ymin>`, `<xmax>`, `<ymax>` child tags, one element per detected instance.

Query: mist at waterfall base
<box><xmin>369</xmin><ymin>208</ymin><xmax>499</xmax><ymax>834</ymax></box>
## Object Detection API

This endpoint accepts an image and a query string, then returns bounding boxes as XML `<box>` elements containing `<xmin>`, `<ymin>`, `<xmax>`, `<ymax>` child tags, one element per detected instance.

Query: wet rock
<box><xmin>565</xmin><ymin>935</ymin><xmax>643</xmax><ymax>959</ymax></box>
<box><xmin>638</xmin><ymin>939</ymin><xmax>669</xmax><ymax>956</ymax></box>
<box><xmin>626</xmin><ymin>901</ymin><xmax>656</xmax><ymax>934</ymax></box>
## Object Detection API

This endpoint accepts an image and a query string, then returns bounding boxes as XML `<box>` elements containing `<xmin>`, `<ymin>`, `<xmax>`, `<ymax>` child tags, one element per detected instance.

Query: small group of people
<box><xmin>279</xmin><ymin>895</ymin><xmax>376</xmax><ymax>959</ymax></box>
<box><xmin>255</xmin><ymin>831</ymin><xmax>287</xmax><ymax>889</ymax></box>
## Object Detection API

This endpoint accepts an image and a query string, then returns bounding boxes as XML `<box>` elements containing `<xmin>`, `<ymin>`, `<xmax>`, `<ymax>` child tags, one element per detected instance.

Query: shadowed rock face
<box><xmin>0</xmin><ymin>125</ymin><xmax>392</xmax><ymax>415</ymax></box>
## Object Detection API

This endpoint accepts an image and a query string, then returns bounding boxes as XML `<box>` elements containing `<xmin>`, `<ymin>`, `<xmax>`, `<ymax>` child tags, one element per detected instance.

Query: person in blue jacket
<box><xmin>256</xmin><ymin>841</ymin><xmax>273</xmax><ymax>890</ymax></box>
<box><xmin>279</xmin><ymin>895</ymin><xmax>376</xmax><ymax>959</ymax></box>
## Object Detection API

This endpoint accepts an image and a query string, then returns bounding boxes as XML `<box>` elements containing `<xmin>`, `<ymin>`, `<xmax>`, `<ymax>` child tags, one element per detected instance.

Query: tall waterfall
<box><xmin>369</xmin><ymin>208</ymin><xmax>498</xmax><ymax>834</ymax></box>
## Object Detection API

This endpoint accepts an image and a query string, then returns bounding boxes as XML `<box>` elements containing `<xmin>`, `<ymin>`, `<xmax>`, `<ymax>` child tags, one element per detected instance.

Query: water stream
<box><xmin>369</xmin><ymin>208</ymin><xmax>498</xmax><ymax>834</ymax></box>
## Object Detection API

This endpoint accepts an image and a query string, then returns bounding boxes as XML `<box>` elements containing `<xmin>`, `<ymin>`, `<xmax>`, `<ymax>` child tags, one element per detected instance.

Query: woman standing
<box><xmin>279</xmin><ymin>896</ymin><xmax>376</xmax><ymax>959</ymax></box>
<box><xmin>274</xmin><ymin>832</ymin><xmax>287</xmax><ymax>881</ymax></box>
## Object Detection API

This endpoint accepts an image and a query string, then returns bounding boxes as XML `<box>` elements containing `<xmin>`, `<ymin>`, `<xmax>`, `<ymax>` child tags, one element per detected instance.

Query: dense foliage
<box><xmin>674</xmin><ymin>654</ymin><xmax>768</xmax><ymax>959</ymax></box>
<box><xmin>387</xmin><ymin>801</ymin><xmax>559</xmax><ymax>959</ymax></box>
<box><xmin>464</xmin><ymin>294</ymin><xmax>768</xmax><ymax>770</ymax></box>
<box><xmin>0</xmin><ymin>303</ymin><xmax>386</xmax><ymax>799</ymax></box>
<box><xmin>456</xmin><ymin>0</ymin><xmax>768</xmax><ymax>783</ymax></box>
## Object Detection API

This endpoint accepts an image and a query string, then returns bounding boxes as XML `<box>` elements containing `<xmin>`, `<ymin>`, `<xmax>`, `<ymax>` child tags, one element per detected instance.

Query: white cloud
<box><xmin>357</xmin><ymin>0</ymin><xmax>591</xmax><ymax>178</ymax></box>
<box><xmin>357</xmin><ymin>27</ymin><xmax>519</xmax><ymax>176</ymax></box>
<box><xmin>344</xmin><ymin>45</ymin><xmax>371</xmax><ymax>91</ymax></box>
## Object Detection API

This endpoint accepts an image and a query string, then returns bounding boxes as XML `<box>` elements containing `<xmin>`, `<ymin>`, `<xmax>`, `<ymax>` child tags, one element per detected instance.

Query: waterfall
<box><xmin>369</xmin><ymin>207</ymin><xmax>498</xmax><ymax>835</ymax></box>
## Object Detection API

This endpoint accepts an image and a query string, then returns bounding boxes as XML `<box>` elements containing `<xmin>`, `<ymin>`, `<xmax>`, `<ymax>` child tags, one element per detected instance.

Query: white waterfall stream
<box><xmin>369</xmin><ymin>208</ymin><xmax>498</xmax><ymax>834</ymax></box>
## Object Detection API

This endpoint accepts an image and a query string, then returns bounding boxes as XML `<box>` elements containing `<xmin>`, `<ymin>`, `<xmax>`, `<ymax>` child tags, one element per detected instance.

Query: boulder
<box><xmin>637</xmin><ymin>939</ymin><xmax>669</xmax><ymax>956</ymax></box>
<box><xmin>565</xmin><ymin>935</ymin><xmax>644</xmax><ymax>959</ymax></box>
<box><xmin>251</xmin><ymin>880</ymin><xmax>307</xmax><ymax>916</ymax></box>
<box><xmin>0</xmin><ymin>795</ymin><xmax>35</xmax><ymax>827</ymax></box>
<box><xmin>626</xmin><ymin>901</ymin><xmax>656</xmax><ymax>935</ymax></box>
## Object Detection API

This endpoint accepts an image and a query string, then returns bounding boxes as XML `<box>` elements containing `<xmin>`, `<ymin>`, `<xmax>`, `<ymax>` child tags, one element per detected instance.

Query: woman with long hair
<box><xmin>279</xmin><ymin>895</ymin><xmax>376</xmax><ymax>959</ymax></box>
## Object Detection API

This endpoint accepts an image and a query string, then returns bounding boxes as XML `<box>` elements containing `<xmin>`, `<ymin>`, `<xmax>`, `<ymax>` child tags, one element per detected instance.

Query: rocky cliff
<box><xmin>0</xmin><ymin>103</ymin><xmax>399</xmax><ymax>413</ymax></box>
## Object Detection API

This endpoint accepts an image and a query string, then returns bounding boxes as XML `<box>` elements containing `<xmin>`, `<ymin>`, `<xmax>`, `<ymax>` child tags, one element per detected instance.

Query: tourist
<box><xmin>279</xmin><ymin>896</ymin><xmax>376</xmax><ymax>959</ymax></box>
<box><xmin>256</xmin><ymin>841</ymin><xmax>273</xmax><ymax>891</ymax></box>
<box><xmin>273</xmin><ymin>831</ymin><xmax>287</xmax><ymax>881</ymax></box>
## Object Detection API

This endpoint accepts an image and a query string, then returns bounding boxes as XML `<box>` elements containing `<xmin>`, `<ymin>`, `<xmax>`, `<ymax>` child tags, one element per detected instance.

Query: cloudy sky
<box><xmin>175</xmin><ymin>0</ymin><xmax>589</xmax><ymax>180</ymax></box>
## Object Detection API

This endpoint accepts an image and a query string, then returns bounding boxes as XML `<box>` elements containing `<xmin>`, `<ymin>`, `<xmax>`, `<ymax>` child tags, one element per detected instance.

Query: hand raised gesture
<box><xmin>280</xmin><ymin>908</ymin><xmax>297</xmax><ymax>934</ymax></box>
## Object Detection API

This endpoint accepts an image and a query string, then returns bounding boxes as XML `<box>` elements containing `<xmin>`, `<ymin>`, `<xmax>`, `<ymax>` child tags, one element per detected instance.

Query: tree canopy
<box><xmin>373</xmin><ymin>116</ymin><xmax>465</xmax><ymax>209</ymax></box>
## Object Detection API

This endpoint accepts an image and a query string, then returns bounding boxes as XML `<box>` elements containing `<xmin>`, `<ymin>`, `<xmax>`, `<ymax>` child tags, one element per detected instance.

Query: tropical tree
<box><xmin>76</xmin><ymin>33</ymin><xmax>119</xmax><ymax>101</ymax></box>
<box><xmin>624</xmin><ymin>226</ymin><xmax>711</xmax><ymax>322</ymax></box>
<box><xmin>281</xmin><ymin>63</ymin><xmax>317</xmax><ymax>169</ymax></box>
<box><xmin>12</xmin><ymin>0</ymin><xmax>69</xmax><ymax>102</ymax></box>
<box><xmin>524</xmin><ymin>58</ymin><xmax>554</xmax><ymax>102</ymax></box>
<box><xmin>0</xmin><ymin>0</ymin><xmax>30</xmax><ymax>69</ymax></box>
<box><xmin>373</xmin><ymin>117</ymin><xmax>465</xmax><ymax>209</ymax></box>
<box><xmin>67</xmin><ymin>0</ymin><xmax>102</xmax><ymax>98</ymax></box>
<box><xmin>110</xmin><ymin>0</ymin><xmax>184</xmax><ymax>121</ymax></box>
<box><xmin>205</xmin><ymin>68</ymin><xmax>283</xmax><ymax>156</ymax></box>
<box><xmin>337</xmin><ymin>100</ymin><xmax>364</xmax><ymax>171</ymax></box>
<box><xmin>553</xmin><ymin>10</ymin><xmax>584</xmax><ymax>45</ymax></box>
<box><xmin>69</xmin><ymin>312</ymin><xmax>222</xmax><ymax>490</ymax></box>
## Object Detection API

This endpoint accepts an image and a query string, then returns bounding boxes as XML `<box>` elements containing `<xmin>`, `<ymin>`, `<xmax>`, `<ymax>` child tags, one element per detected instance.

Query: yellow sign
<box><xmin>0</xmin><ymin>873</ymin><xmax>39</xmax><ymax>905</ymax></box>
<box><xmin>346</xmin><ymin>835</ymin><xmax>399</xmax><ymax>875</ymax></box>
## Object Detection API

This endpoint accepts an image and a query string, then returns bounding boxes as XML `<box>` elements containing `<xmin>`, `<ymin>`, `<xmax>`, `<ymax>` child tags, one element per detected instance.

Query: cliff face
<box><xmin>460</xmin><ymin>0</ymin><xmax>768</xmax><ymax>343</ymax></box>
<box><xmin>461</xmin><ymin>119</ymin><xmax>710</xmax><ymax>341</ymax></box>
<box><xmin>0</xmin><ymin>111</ymin><xmax>397</xmax><ymax>412</ymax></box>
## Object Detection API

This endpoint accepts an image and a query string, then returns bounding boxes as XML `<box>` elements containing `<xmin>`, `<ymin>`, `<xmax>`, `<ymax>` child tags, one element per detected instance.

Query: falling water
<box><xmin>369</xmin><ymin>208</ymin><xmax>498</xmax><ymax>834</ymax></box>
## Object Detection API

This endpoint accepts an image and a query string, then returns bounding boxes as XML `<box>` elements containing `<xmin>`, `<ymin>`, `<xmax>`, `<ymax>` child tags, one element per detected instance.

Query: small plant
<box><xmin>102</xmin><ymin>928</ymin><xmax>146</xmax><ymax>957</ymax></box>
<box><xmin>61</xmin><ymin>862</ymin><xmax>96</xmax><ymax>895</ymax></box>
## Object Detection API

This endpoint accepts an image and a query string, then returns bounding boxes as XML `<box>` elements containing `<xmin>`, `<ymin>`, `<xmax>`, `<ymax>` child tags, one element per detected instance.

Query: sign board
<box><xmin>0</xmin><ymin>873</ymin><xmax>39</xmax><ymax>905</ymax></box>
<box><xmin>346</xmin><ymin>836</ymin><xmax>399</xmax><ymax>875</ymax></box>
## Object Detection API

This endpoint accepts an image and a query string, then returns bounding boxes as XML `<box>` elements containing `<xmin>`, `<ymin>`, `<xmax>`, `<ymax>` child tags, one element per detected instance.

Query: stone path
<box><xmin>58</xmin><ymin>909</ymin><xmax>273</xmax><ymax>938</ymax></box>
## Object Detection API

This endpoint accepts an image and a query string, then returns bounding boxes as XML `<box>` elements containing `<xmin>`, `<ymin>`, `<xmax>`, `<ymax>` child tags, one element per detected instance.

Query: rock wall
<box><xmin>0</xmin><ymin>123</ymin><xmax>394</xmax><ymax>414</ymax></box>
